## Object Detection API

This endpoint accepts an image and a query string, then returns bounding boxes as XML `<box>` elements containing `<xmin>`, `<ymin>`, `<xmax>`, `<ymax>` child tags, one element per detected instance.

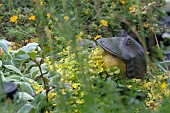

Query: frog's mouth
<box><xmin>96</xmin><ymin>37</ymin><xmax>126</xmax><ymax>61</ymax></box>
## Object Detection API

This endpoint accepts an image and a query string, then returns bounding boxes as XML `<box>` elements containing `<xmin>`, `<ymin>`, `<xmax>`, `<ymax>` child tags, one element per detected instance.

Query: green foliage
<box><xmin>0</xmin><ymin>0</ymin><xmax>169</xmax><ymax>113</ymax></box>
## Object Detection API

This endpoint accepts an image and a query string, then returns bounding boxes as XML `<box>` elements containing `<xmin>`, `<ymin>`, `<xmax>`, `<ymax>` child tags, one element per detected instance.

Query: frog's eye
<box><xmin>127</xmin><ymin>39</ymin><xmax>131</xmax><ymax>45</ymax></box>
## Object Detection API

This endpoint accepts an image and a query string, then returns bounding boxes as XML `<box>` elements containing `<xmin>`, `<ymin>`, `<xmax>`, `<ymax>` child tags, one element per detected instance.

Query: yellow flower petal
<box><xmin>10</xmin><ymin>15</ymin><xmax>18</xmax><ymax>23</ymax></box>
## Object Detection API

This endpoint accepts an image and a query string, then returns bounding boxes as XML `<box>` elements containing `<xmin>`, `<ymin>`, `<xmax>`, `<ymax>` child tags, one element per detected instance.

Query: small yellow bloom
<box><xmin>144</xmin><ymin>23</ymin><xmax>149</xmax><ymax>27</ymax></box>
<box><xmin>129</xmin><ymin>5</ymin><xmax>136</xmax><ymax>12</ymax></box>
<box><xmin>146</xmin><ymin>51</ymin><xmax>150</xmax><ymax>55</ymax></box>
<box><xmin>85</xmin><ymin>12</ymin><xmax>89</xmax><ymax>14</ymax></box>
<box><xmin>10</xmin><ymin>42</ymin><xmax>15</xmax><ymax>45</ymax></box>
<box><xmin>55</xmin><ymin>17</ymin><xmax>59</xmax><ymax>22</ymax></box>
<box><xmin>76</xmin><ymin>99</ymin><xmax>84</xmax><ymax>104</ymax></box>
<box><xmin>48</xmin><ymin>92</ymin><xmax>56</xmax><ymax>100</ymax></box>
<box><xmin>10</xmin><ymin>15</ymin><xmax>18</xmax><ymax>23</ymax></box>
<box><xmin>29</xmin><ymin>79</ymin><xmax>33</xmax><ymax>83</ymax></box>
<box><xmin>40</xmin><ymin>1</ymin><xmax>44</xmax><ymax>5</ymax></box>
<box><xmin>61</xmin><ymin>89</ymin><xmax>66</xmax><ymax>94</ymax></box>
<box><xmin>25</xmin><ymin>39</ymin><xmax>29</xmax><ymax>43</ymax></box>
<box><xmin>44</xmin><ymin>57</ymin><xmax>51</xmax><ymax>65</ymax></box>
<box><xmin>94</xmin><ymin>35</ymin><xmax>101</xmax><ymax>40</ymax></box>
<box><xmin>49</xmin><ymin>65</ymin><xmax>54</xmax><ymax>71</ymax></box>
<box><xmin>72</xmin><ymin>83</ymin><xmax>80</xmax><ymax>89</ymax></box>
<box><xmin>8</xmin><ymin>46</ymin><xmax>13</xmax><ymax>52</ymax></box>
<box><xmin>161</xmin><ymin>82</ymin><xmax>166</xmax><ymax>89</ymax></box>
<box><xmin>76</xmin><ymin>32</ymin><xmax>83</xmax><ymax>40</ymax></box>
<box><xmin>64</xmin><ymin>16</ymin><xmax>69</xmax><ymax>21</ymax></box>
<box><xmin>47</xmin><ymin>13</ymin><xmax>50</xmax><ymax>18</ymax></box>
<box><xmin>52</xmin><ymin>103</ymin><xmax>57</xmax><ymax>107</ymax></box>
<box><xmin>101</xmin><ymin>20</ymin><xmax>108</xmax><ymax>27</ymax></box>
<box><xmin>35</xmin><ymin>86</ymin><xmax>44</xmax><ymax>94</ymax></box>
<box><xmin>45</xmin><ymin>111</ymin><xmax>53</xmax><ymax>113</ymax></box>
<box><xmin>74</xmin><ymin>109</ymin><xmax>79</xmax><ymax>113</ymax></box>
<box><xmin>120</xmin><ymin>0</ymin><xmax>127</xmax><ymax>5</ymax></box>
<box><xmin>0</xmin><ymin>4</ymin><xmax>3</xmax><ymax>7</ymax></box>
<box><xmin>28</xmin><ymin>15</ymin><xmax>36</xmax><ymax>21</ymax></box>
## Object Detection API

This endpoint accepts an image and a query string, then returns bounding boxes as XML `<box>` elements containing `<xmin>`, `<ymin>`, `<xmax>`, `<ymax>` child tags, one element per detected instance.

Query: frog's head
<box><xmin>97</xmin><ymin>30</ymin><xmax>147</xmax><ymax>79</ymax></box>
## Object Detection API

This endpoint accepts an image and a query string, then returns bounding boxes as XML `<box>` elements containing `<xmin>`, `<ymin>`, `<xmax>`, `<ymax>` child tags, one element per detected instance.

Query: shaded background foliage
<box><xmin>0</xmin><ymin>0</ymin><xmax>170</xmax><ymax>113</ymax></box>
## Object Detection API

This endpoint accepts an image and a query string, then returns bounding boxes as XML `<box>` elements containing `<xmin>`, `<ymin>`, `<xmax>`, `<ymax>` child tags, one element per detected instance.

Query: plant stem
<box><xmin>31</xmin><ymin>58</ymin><xmax>49</xmax><ymax>102</ymax></box>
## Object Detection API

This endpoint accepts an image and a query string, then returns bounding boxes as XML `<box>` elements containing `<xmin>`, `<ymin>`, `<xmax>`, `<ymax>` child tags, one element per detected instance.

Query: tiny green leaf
<box><xmin>4</xmin><ymin>65</ymin><xmax>23</xmax><ymax>76</ymax></box>
<box><xmin>18</xmin><ymin>92</ymin><xmax>34</xmax><ymax>101</ymax></box>
<box><xmin>17</xmin><ymin>103</ymin><xmax>35</xmax><ymax>113</ymax></box>
<box><xmin>113</xmin><ymin>67</ymin><xmax>120</xmax><ymax>75</ymax></box>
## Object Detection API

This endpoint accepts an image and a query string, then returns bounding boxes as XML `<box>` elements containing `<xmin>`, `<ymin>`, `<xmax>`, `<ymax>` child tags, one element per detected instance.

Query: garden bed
<box><xmin>0</xmin><ymin>0</ymin><xmax>170</xmax><ymax>113</ymax></box>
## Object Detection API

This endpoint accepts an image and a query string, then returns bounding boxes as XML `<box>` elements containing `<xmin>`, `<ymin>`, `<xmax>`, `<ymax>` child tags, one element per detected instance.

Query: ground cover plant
<box><xmin>0</xmin><ymin>0</ymin><xmax>170</xmax><ymax>113</ymax></box>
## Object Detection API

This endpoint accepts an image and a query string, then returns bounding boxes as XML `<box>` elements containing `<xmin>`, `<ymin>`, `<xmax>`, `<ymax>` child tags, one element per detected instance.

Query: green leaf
<box><xmin>30</xmin><ymin>67</ymin><xmax>39</xmax><ymax>79</ymax></box>
<box><xmin>4</xmin><ymin>65</ymin><xmax>23</xmax><ymax>76</ymax></box>
<box><xmin>17</xmin><ymin>103</ymin><xmax>35</xmax><ymax>113</ymax></box>
<box><xmin>20</xmin><ymin>43</ymin><xmax>39</xmax><ymax>53</ymax></box>
<box><xmin>0</xmin><ymin>71</ymin><xmax>7</xmax><ymax>82</ymax></box>
<box><xmin>6</xmin><ymin>74</ymin><xmax>21</xmax><ymax>82</ymax></box>
<box><xmin>18</xmin><ymin>92</ymin><xmax>34</xmax><ymax>101</ymax></box>
<box><xmin>113</xmin><ymin>67</ymin><xmax>120</xmax><ymax>75</ymax></box>
<box><xmin>49</xmin><ymin>75</ymin><xmax>61</xmax><ymax>86</ymax></box>
<box><xmin>0</xmin><ymin>60</ymin><xmax>2</xmax><ymax>68</ymax></box>
<box><xmin>13</xmin><ymin>50</ymin><xmax>30</xmax><ymax>60</ymax></box>
<box><xmin>25</xmin><ymin>61</ymin><xmax>36</xmax><ymax>73</ymax></box>
<box><xmin>0</xmin><ymin>39</ymin><xmax>11</xmax><ymax>57</ymax></box>
<box><xmin>17</xmin><ymin>82</ymin><xmax>35</xmax><ymax>96</ymax></box>
<box><xmin>28</xmin><ymin>52</ymin><xmax>37</xmax><ymax>59</ymax></box>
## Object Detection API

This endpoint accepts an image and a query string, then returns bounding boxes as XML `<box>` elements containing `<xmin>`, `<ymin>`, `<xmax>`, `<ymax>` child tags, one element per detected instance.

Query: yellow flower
<box><xmin>100</xmin><ymin>20</ymin><xmax>108</xmax><ymax>27</ymax></box>
<box><xmin>44</xmin><ymin>57</ymin><xmax>51</xmax><ymax>65</ymax></box>
<box><xmin>31</xmin><ymin>82</ymin><xmax>44</xmax><ymax>94</ymax></box>
<box><xmin>72</xmin><ymin>83</ymin><xmax>80</xmax><ymax>89</ymax></box>
<box><xmin>40</xmin><ymin>1</ymin><xmax>44</xmax><ymax>5</ymax></box>
<box><xmin>0</xmin><ymin>4</ymin><xmax>3</xmax><ymax>7</ymax></box>
<box><xmin>8</xmin><ymin>46</ymin><xmax>13</xmax><ymax>52</ymax></box>
<box><xmin>61</xmin><ymin>89</ymin><xmax>66</xmax><ymax>94</ymax></box>
<box><xmin>47</xmin><ymin>13</ymin><xmax>50</xmax><ymax>18</ymax></box>
<box><xmin>49</xmin><ymin>65</ymin><xmax>54</xmax><ymax>71</ymax></box>
<box><xmin>48</xmin><ymin>92</ymin><xmax>56</xmax><ymax>100</ymax></box>
<box><xmin>94</xmin><ymin>35</ymin><xmax>101</xmax><ymax>40</ymax></box>
<box><xmin>76</xmin><ymin>99</ymin><xmax>84</xmax><ymax>104</ymax></box>
<box><xmin>45</xmin><ymin>111</ymin><xmax>53</xmax><ymax>113</ymax></box>
<box><xmin>129</xmin><ymin>5</ymin><xmax>136</xmax><ymax>12</ymax></box>
<box><xmin>64</xmin><ymin>16</ymin><xmax>69</xmax><ymax>21</ymax></box>
<box><xmin>35</xmin><ymin>86</ymin><xmax>44</xmax><ymax>94</ymax></box>
<box><xmin>28</xmin><ymin>15</ymin><xmax>36</xmax><ymax>20</ymax></box>
<box><xmin>29</xmin><ymin>79</ymin><xmax>33</xmax><ymax>83</ymax></box>
<box><xmin>55</xmin><ymin>17</ymin><xmax>59</xmax><ymax>22</ymax></box>
<box><xmin>25</xmin><ymin>39</ymin><xmax>29</xmax><ymax>43</ymax></box>
<box><xmin>10</xmin><ymin>42</ymin><xmax>15</xmax><ymax>45</ymax></box>
<box><xmin>161</xmin><ymin>82</ymin><xmax>166</xmax><ymax>89</ymax></box>
<box><xmin>74</xmin><ymin>109</ymin><xmax>79</xmax><ymax>113</ymax></box>
<box><xmin>76</xmin><ymin>32</ymin><xmax>83</xmax><ymax>40</ymax></box>
<box><xmin>10</xmin><ymin>15</ymin><xmax>18</xmax><ymax>23</ymax></box>
<box><xmin>120</xmin><ymin>0</ymin><xmax>126</xmax><ymax>5</ymax></box>
<box><xmin>144</xmin><ymin>23</ymin><xmax>149</xmax><ymax>27</ymax></box>
<box><xmin>146</xmin><ymin>51</ymin><xmax>150</xmax><ymax>55</ymax></box>
<box><xmin>85</xmin><ymin>11</ymin><xmax>89</xmax><ymax>14</ymax></box>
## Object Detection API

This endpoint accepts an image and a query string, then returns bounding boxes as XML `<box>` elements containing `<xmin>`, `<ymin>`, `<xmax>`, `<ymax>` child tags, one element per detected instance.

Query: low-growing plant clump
<box><xmin>0</xmin><ymin>0</ymin><xmax>170</xmax><ymax>113</ymax></box>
